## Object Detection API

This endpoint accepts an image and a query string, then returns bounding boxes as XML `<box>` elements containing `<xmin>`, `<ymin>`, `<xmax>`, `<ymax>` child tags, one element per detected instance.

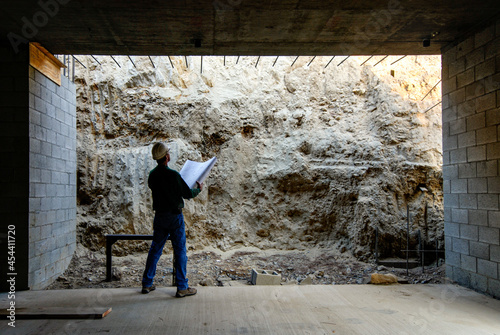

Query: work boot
<box><xmin>142</xmin><ymin>285</ymin><xmax>156</xmax><ymax>294</ymax></box>
<box><xmin>176</xmin><ymin>287</ymin><xmax>197</xmax><ymax>298</ymax></box>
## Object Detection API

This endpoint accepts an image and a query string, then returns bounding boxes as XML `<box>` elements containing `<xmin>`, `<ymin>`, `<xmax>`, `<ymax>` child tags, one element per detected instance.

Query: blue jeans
<box><xmin>142</xmin><ymin>212</ymin><xmax>189</xmax><ymax>290</ymax></box>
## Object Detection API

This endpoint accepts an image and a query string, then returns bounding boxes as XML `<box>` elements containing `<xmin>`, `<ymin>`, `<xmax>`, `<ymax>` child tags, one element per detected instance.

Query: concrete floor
<box><xmin>1</xmin><ymin>284</ymin><xmax>500</xmax><ymax>335</ymax></box>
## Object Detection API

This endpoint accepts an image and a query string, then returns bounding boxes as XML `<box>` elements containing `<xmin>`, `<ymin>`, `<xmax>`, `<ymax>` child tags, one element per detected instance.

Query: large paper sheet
<box><xmin>179</xmin><ymin>157</ymin><xmax>217</xmax><ymax>189</ymax></box>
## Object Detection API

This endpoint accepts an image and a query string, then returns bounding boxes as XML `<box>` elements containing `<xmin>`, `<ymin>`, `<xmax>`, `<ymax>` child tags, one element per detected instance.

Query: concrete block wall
<box><xmin>0</xmin><ymin>44</ymin><xmax>76</xmax><ymax>292</ymax></box>
<box><xmin>0</xmin><ymin>45</ymin><xmax>30</xmax><ymax>291</ymax></box>
<box><xmin>28</xmin><ymin>66</ymin><xmax>77</xmax><ymax>290</ymax></box>
<box><xmin>442</xmin><ymin>17</ymin><xmax>500</xmax><ymax>299</ymax></box>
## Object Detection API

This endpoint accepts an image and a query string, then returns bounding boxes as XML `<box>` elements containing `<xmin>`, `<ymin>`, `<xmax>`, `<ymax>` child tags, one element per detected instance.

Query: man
<box><xmin>142</xmin><ymin>142</ymin><xmax>202</xmax><ymax>298</ymax></box>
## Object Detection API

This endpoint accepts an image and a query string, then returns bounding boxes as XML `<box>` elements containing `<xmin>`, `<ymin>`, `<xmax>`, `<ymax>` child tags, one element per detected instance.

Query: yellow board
<box><xmin>29</xmin><ymin>42</ymin><xmax>66</xmax><ymax>86</ymax></box>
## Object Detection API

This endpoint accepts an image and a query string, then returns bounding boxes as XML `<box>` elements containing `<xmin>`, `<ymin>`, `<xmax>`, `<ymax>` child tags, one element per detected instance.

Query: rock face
<box><xmin>75</xmin><ymin>55</ymin><xmax>442</xmax><ymax>261</ymax></box>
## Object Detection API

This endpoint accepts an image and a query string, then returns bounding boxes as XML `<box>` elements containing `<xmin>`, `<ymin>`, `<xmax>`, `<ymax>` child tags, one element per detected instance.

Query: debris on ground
<box><xmin>46</xmin><ymin>244</ymin><xmax>446</xmax><ymax>290</ymax></box>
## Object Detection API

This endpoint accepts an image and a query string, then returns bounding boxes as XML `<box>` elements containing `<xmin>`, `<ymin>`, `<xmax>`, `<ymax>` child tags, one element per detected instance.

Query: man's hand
<box><xmin>196</xmin><ymin>181</ymin><xmax>203</xmax><ymax>191</ymax></box>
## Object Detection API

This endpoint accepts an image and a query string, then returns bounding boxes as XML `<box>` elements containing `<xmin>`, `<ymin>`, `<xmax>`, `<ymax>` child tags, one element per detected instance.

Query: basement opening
<box><xmin>47</xmin><ymin>54</ymin><xmax>444</xmax><ymax>289</ymax></box>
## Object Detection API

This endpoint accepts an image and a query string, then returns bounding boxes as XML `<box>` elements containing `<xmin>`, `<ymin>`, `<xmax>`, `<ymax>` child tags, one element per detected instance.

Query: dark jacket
<box><xmin>148</xmin><ymin>164</ymin><xmax>201</xmax><ymax>213</ymax></box>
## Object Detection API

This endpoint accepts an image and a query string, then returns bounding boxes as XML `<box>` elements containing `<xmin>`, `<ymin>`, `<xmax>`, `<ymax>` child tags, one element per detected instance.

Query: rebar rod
<box><xmin>324</xmin><ymin>56</ymin><xmax>335</xmax><ymax>68</ymax></box>
<box><xmin>373</xmin><ymin>55</ymin><xmax>388</xmax><ymax>67</ymax></box>
<box><xmin>148</xmin><ymin>56</ymin><xmax>155</xmax><ymax>68</ymax></box>
<box><xmin>337</xmin><ymin>56</ymin><xmax>350</xmax><ymax>66</ymax></box>
<box><xmin>360</xmin><ymin>55</ymin><xmax>373</xmax><ymax>66</ymax></box>
<box><xmin>390</xmin><ymin>55</ymin><xmax>406</xmax><ymax>65</ymax></box>
<box><xmin>307</xmin><ymin>56</ymin><xmax>316</xmax><ymax>66</ymax></box>
<box><xmin>421</xmin><ymin>79</ymin><xmax>442</xmax><ymax>101</ymax></box>
<box><xmin>110</xmin><ymin>56</ymin><xmax>121</xmax><ymax>68</ymax></box>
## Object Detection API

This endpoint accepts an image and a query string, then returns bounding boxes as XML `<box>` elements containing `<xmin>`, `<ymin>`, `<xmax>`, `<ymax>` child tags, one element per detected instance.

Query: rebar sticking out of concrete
<box><xmin>337</xmin><ymin>55</ymin><xmax>350</xmax><ymax>66</ymax></box>
<box><xmin>91</xmin><ymin>55</ymin><xmax>101</xmax><ymax>66</ymax></box>
<box><xmin>373</xmin><ymin>55</ymin><xmax>388</xmax><ymax>67</ymax></box>
<box><xmin>307</xmin><ymin>56</ymin><xmax>316</xmax><ymax>66</ymax></box>
<box><xmin>127</xmin><ymin>56</ymin><xmax>135</xmax><ymax>68</ymax></box>
<box><xmin>360</xmin><ymin>55</ymin><xmax>373</xmax><ymax>66</ymax></box>
<box><xmin>390</xmin><ymin>55</ymin><xmax>406</xmax><ymax>65</ymax></box>
<box><xmin>148</xmin><ymin>56</ymin><xmax>155</xmax><ymax>68</ymax></box>
<box><xmin>110</xmin><ymin>55</ymin><xmax>121</xmax><ymax>68</ymax></box>
<box><xmin>324</xmin><ymin>56</ymin><xmax>335</xmax><ymax>68</ymax></box>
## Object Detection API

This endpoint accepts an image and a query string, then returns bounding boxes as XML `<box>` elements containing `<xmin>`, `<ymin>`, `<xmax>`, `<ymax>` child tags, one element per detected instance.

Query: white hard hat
<box><xmin>152</xmin><ymin>142</ymin><xmax>169</xmax><ymax>160</ymax></box>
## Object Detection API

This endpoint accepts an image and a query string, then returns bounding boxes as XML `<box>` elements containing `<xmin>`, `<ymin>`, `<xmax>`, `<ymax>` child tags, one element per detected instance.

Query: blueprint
<box><xmin>179</xmin><ymin>157</ymin><xmax>217</xmax><ymax>189</ymax></box>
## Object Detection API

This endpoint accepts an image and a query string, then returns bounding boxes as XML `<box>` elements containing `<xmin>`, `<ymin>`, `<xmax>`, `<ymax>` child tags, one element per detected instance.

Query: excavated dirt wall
<box><xmin>74</xmin><ymin>55</ymin><xmax>442</xmax><ymax>262</ymax></box>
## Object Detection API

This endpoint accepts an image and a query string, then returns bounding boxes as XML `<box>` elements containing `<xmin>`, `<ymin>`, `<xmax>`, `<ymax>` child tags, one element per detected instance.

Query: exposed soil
<box><xmin>46</xmin><ymin>244</ymin><xmax>446</xmax><ymax>290</ymax></box>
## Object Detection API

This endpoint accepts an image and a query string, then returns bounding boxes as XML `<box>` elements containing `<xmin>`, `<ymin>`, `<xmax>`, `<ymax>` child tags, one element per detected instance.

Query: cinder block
<box><xmin>460</xmin><ymin>224</ymin><xmax>479</xmax><ymax>241</ymax></box>
<box><xmin>479</xmin><ymin>226</ymin><xmax>500</xmax><ymax>244</ymax></box>
<box><xmin>485</xmin><ymin>36</ymin><xmax>499</xmax><ymax>60</ymax></box>
<box><xmin>445</xmin><ymin>264</ymin><xmax>454</xmax><ymax>280</ymax></box>
<box><xmin>458</xmin><ymin>100</ymin><xmax>476</xmax><ymax>118</ymax></box>
<box><xmin>491</xmin><ymin>245</ymin><xmax>500</xmax><ymax>262</ymax></box>
<box><xmin>458</xmin><ymin>163</ymin><xmax>476</xmax><ymax>178</ymax></box>
<box><xmin>446</xmin><ymin>250</ymin><xmax>461</xmax><ymax>267</ymax></box>
<box><xmin>466</xmin><ymin>48</ymin><xmax>485</xmax><ymax>69</ymax></box>
<box><xmin>52</xmin><ymin>95</ymin><xmax>61</xmax><ymax>109</ymax></box>
<box><xmin>478</xmin><ymin>194</ymin><xmax>499</xmax><ymax>210</ymax></box>
<box><xmin>449</xmin><ymin>118</ymin><xmax>466</xmax><ymax>135</ymax></box>
<box><xmin>444</xmin><ymin>207</ymin><xmax>453</xmax><ymax>222</ymax></box>
<box><xmin>470</xmin><ymin>273</ymin><xmax>489</xmax><ymax>292</ymax></box>
<box><xmin>487</xmin><ymin>278</ymin><xmax>500</xmax><ymax>299</ymax></box>
<box><xmin>477</xmin><ymin>126</ymin><xmax>497</xmax><ymax>145</ymax></box>
<box><xmin>457</xmin><ymin>37</ymin><xmax>475</xmax><ymax>59</ymax></box>
<box><xmin>453</xmin><ymin>267</ymin><xmax>471</xmax><ymax>286</ymax></box>
<box><xmin>443</xmin><ymin>134</ymin><xmax>458</xmax><ymax>151</ymax></box>
<box><xmin>451</xmin><ymin>179</ymin><xmax>467</xmax><ymax>194</ymax></box>
<box><xmin>458</xmin><ymin>131</ymin><xmax>476</xmax><ymax>147</ymax></box>
<box><xmin>470</xmin><ymin>273</ymin><xmax>488</xmax><ymax>292</ymax></box>
<box><xmin>444</xmin><ymin>194</ymin><xmax>459</xmax><ymax>208</ymax></box>
<box><xmin>487</xmin><ymin>176</ymin><xmax>500</xmax><ymax>193</ymax></box>
<box><xmin>443</xmin><ymin>180</ymin><xmax>452</xmax><ymax>195</ymax></box>
<box><xmin>470</xmin><ymin>241</ymin><xmax>490</xmax><ymax>259</ymax></box>
<box><xmin>459</xmin><ymin>194</ymin><xmax>478</xmax><ymax>209</ymax></box>
<box><xmin>469</xmin><ymin>209</ymin><xmax>488</xmax><ymax>226</ymax></box>
<box><xmin>475</xmin><ymin>58</ymin><xmax>496</xmax><ymax>81</ymax></box>
<box><xmin>442</xmin><ymin>79</ymin><xmax>456</xmax><ymax>95</ymax></box>
<box><xmin>443</xmin><ymin>45</ymin><xmax>457</xmax><ymax>64</ymax></box>
<box><xmin>477</xmin><ymin>92</ymin><xmax>496</xmax><ymax>112</ymax></box>
<box><xmin>465</xmin><ymin>81</ymin><xmax>485</xmax><ymax>101</ymax></box>
<box><xmin>445</xmin><ymin>236</ymin><xmax>453</xmax><ymax>250</ymax></box>
<box><xmin>478</xmin><ymin>259</ymin><xmax>498</xmax><ymax>279</ymax></box>
<box><xmin>457</xmin><ymin>68</ymin><xmax>475</xmax><ymax>88</ymax></box>
<box><xmin>449</xmin><ymin>88</ymin><xmax>466</xmax><ymax>105</ymax></box>
<box><xmin>461</xmin><ymin>254</ymin><xmax>477</xmax><ymax>272</ymax></box>
<box><xmin>469</xmin><ymin>178</ymin><xmax>488</xmax><ymax>193</ymax></box>
<box><xmin>467</xmin><ymin>113</ymin><xmax>486</xmax><ymax>131</ymax></box>
<box><xmin>251</xmin><ymin>269</ymin><xmax>281</xmax><ymax>285</ymax></box>
<box><xmin>442</xmin><ymin>93</ymin><xmax>451</xmax><ymax>110</ymax></box>
<box><xmin>449</xmin><ymin>58</ymin><xmax>466</xmax><ymax>77</ymax></box>
<box><xmin>450</xmin><ymin>148</ymin><xmax>467</xmax><ymax>164</ymax></box>
<box><xmin>489</xmin><ymin>211</ymin><xmax>500</xmax><ymax>228</ymax></box>
<box><xmin>453</xmin><ymin>236</ymin><xmax>469</xmax><ymax>254</ymax></box>
<box><xmin>452</xmin><ymin>208</ymin><xmax>469</xmax><ymax>223</ymax></box>
<box><xmin>487</xmin><ymin>142</ymin><xmax>500</xmax><ymax>160</ymax></box>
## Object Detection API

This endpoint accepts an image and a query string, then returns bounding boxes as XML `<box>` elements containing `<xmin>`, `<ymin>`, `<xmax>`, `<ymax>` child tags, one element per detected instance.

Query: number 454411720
<box><xmin>7</xmin><ymin>225</ymin><xmax>15</xmax><ymax>272</ymax></box>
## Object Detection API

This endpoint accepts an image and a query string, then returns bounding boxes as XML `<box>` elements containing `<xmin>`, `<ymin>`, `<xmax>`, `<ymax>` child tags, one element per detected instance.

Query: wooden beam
<box><xmin>0</xmin><ymin>307</ymin><xmax>112</xmax><ymax>319</ymax></box>
<box><xmin>29</xmin><ymin>42</ymin><xmax>66</xmax><ymax>86</ymax></box>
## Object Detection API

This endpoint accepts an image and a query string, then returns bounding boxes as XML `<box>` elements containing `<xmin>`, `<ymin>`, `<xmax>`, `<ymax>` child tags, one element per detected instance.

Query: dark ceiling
<box><xmin>1</xmin><ymin>0</ymin><xmax>500</xmax><ymax>56</ymax></box>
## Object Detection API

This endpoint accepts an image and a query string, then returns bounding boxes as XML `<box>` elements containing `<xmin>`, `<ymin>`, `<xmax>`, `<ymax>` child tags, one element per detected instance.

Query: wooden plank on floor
<box><xmin>0</xmin><ymin>307</ymin><xmax>111</xmax><ymax>319</ymax></box>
